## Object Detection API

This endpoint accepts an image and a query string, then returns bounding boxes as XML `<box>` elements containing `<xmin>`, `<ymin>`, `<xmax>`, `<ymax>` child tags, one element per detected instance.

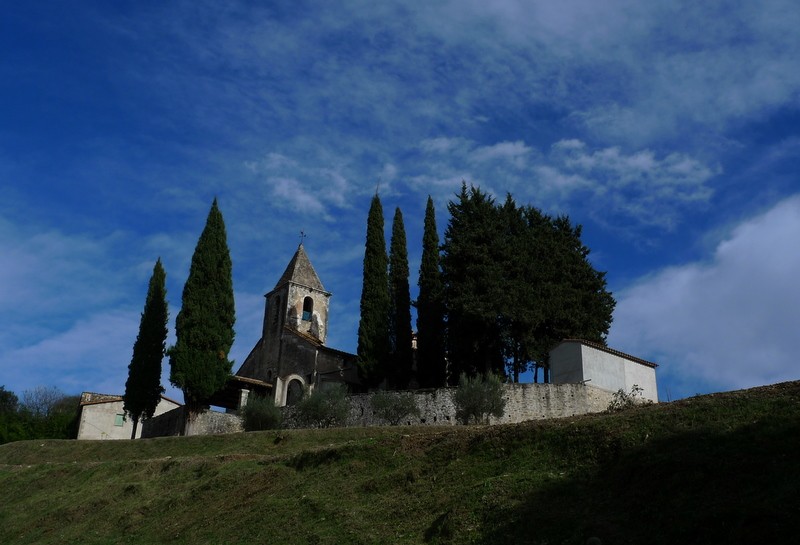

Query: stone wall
<box><xmin>283</xmin><ymin>383</ymin><xmax>616</xmax><ymax>429</ymax></box>
<box><xmin>143</xmin><ymin>383</ymin><xmax>616</xmax><ymax>436</ymax></box>
<box><xmin>142</xmin><ymin>407</ymin><xmax>243</xmax><ymax>437</ymax></box>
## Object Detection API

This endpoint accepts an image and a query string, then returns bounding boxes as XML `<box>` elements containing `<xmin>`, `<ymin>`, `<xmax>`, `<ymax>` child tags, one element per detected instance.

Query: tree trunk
<box><xmin>130</xmin><ymin>418</ymin><xmax>139</xmax><ymax>440</ymax></box>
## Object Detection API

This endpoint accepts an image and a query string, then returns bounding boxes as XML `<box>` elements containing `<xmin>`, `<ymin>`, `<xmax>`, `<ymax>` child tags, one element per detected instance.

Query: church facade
<box><xmin>234</xmin><ymin>244</ymin><xmax>360</xmax><ymax>406</ymax></box>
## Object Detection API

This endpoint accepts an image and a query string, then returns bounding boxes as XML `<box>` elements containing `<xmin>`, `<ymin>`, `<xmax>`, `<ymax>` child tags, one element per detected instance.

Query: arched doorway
<box><xmin>286</xmin><ymin>379</ymin><xmax>304</xmax><ymax>406</ymax></box>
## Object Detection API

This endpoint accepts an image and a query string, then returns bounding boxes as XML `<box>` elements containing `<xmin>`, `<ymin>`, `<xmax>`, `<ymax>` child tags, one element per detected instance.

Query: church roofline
<box><xmin>229</xmin><ymin>375</ymin><xmax>273</xmax><ymax>389</ymax></box>
<box><xmin>78</xmin><ymin>393</ymin><xmax>183</xmax><ymax>407</ymax></box>
<box><xmin>555</xmin><ymin>339</ymin><xmax>659</xmax><ymax>369</ymax></box>
<box><xmin>267</xmin><ymin>243</ymin><xmax>329</xmax><ymax>295</ymax></box>
<box><xmin>280</xmin><ymin>325</ymin><xmax>357</xmax><ymax>359</ymax></box>
<box><xmin>282</xmin><ymin>324</ymin><xmax>324</xmax><ymax>346</ymax></box>
<box><xmin>264</xmin><ymin>282</ymin><xmax>331</xmax><ymax>298</ymax></box>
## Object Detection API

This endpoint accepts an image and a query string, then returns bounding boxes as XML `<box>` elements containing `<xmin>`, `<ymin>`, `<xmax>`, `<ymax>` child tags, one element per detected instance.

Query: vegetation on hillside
<box><xmin>453</xmin><ymin>373</ymin><xmax>506</xmax><ymax>425</ymax></box>
<box><xmin>0</xmin><ymin>385</ymin><xmax>79</xmax><ymax>444</ymax></box>
<box><xmin>293</xmin><ymin>384</ymin><xmax>349</xmax><ymax>429</ymax></box>
<box><xmin>2</xmin><ymin>381</ymin><xmax>799</xmax><ymax>544</ymax></box>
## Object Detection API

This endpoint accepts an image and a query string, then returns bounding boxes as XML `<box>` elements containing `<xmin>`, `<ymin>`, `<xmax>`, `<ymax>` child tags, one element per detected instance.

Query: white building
<box><xmin>77</xmin><ymin>392</ymin><xmax>182</xmax><ymax>440</ymax></box>
<box><xmin>549</xmin><ymin>339</ymin><xmax>658</xmax><ymax>402</ymax></box>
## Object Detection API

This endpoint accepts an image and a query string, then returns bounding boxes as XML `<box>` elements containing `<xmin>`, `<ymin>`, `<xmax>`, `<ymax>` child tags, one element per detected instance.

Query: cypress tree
<box><xmin>388</xmin><ymin>207</ymin><xmax>413</xmax><ymax>389</ymax></box>
<box><xmin>357</xmin><ymin>194</ymin><xmax>390</xmax><ymax>388</ymax></box>
<box><xmin>415</xmin><ymin>196</ymin><xmax>446</xmax><ymax>388</ymax></box>
<box><xmin>124</xmin><ymin>259</ymin><xmax>168</xmax><ymax>439</ymax></box>
<box><xmin>441</xmin><ymin>184</ymin><xmax>506</xmax><ymax>381</ymax></box>
<box><xmin>169</xmin><ymin>198</ymin><xmax>236</xmax><ymax>415</ymax></box>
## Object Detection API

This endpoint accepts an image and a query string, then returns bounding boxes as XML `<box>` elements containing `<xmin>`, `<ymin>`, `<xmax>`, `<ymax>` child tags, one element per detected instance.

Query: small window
<box><xmin>114</xmin><ymin>414</ymin><xmax>125</xmax><ymax>427</ymax></box>
<box><xmin>302</xmin><ymin>296</ymin><xmax>313</xmax><ymax>321</ymax></box>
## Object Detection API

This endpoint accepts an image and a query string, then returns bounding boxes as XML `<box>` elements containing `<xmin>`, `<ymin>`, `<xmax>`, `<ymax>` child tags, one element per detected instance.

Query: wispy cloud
<box><xmin>2</xmin><ymin>310</ymin><xmax>140</xmax><ymax>395</ymax></box>
<box><xmin>407</xmin><ymin>136</ymin><xmax>716</xmax><ymax>231</ymax></box>
<box><xmin>470</xmin><ymin>141</ymin><xmax>532</xmax><ymax>167</ymax></box>
<box><xmin>546</xmin><ymin>139</ymin><xmax>718</xmax><ymax>228</ymax></box>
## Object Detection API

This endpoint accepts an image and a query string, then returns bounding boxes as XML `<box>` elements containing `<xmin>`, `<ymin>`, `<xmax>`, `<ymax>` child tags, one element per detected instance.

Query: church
<box><xmin>232</xmin><ymin>244</ymin><xmax>360</xmax><ymax>407</ymax></box>
<box><xmin>136</xmin><ymin>242</ymin><xmax>658</xmax><ymax>438</ymax></box>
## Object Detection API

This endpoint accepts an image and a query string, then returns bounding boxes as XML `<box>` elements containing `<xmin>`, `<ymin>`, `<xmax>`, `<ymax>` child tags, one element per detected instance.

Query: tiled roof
<box><xmin>230</xmin><ymin>375</ymin><xmax>273</xmax><ymax>388</ymax></box>
<box><xmin>281</xmin><ymin>325</ymin><xmax>356</xmax><ymax>358</ymax></box>
<box><xmin>79</xmin><ymin>392</ymin><xmax>121</xmax><ymax>405</ymax></box>
<box><xmin>273</xmin><ymin>244</ymin><xmax>327</xmax><ymax>292</ymax></box>
<box><xmin>283</xmin><ymin>324</ymin><xmax>323</xmax><ymax>346</ymax></box>
<box><xmin>79</xmin><ymin>392</ymin><xmax>182</xmax><ymax>407</ymax></box>
<box><xmin>558</xmin><ymin>339</ymin><xmax>659</xmax><ymax>368</ymax></box>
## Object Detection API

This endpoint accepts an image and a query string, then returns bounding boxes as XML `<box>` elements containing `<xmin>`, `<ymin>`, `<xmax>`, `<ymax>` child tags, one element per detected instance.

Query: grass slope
<box><xmin>2</xmin><ymin>382</ymin><xmax>799</xmax><ymax>544</ymax></box>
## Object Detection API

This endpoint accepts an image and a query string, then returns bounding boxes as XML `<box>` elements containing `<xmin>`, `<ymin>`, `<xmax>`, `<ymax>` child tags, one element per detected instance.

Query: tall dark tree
<box><xmin>497</xmin><ymin>196</ymin><xmax>538</xmax><ymax>383</ymax></box>
<box><xmin>441</xmin><ymin>184</ymin><xmax>615</xmax><ymax>383</ymax></box>
<box><xmin>526</xmin><ymin>213</ymin><xmax>615</xmax><ymax>382</ymax></box>
<box><xmin>415</xmin><ymin>196</ymin><xmax>446</xmax><ymax>388</ymax></box>
<box><xmin>124</xmin><ymin>259</ymin><xmax>168</xmax><ymax>439</ymax></box>
<box><xmin>357</xmin><ymin>194</ymin><xmax>390</xmax><ymax>388</ymax></box>
<box><xmin>388</xmin><ymin>207</ymin><xmax>413</xmax><ymax>389</ymax></box>
<box><xmin>441</xmin><ymin>184</ymin><xmax>507</xmax><ymax>382</ymax></box>
<box><xmin>169</xmin><ymin>199</ymin><xmax>236</xmax><ymax>416</ymax></box>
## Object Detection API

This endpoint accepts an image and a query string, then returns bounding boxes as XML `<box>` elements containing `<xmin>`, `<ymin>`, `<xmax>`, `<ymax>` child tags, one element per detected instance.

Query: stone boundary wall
<box><xmin>142</xmin><ymin>406</ymin><xmax>184</xmax><ymax>437</ymax></box>
<box><xmin>282</xmin><ymin>383</ymin><xmax>615</xmax><ymax>429</ymax></box>
<box><xmin>142</xmin><ymin>406</ymin><xmax>243</xmax><ymax>437</ymax></box>
<box><xmin>144</xmin><ymin>383</ymin><xmax>616</xmax><ymax>436</ymax></box>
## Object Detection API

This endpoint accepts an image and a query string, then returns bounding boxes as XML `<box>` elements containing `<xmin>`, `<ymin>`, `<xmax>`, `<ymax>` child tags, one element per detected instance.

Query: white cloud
<box><xmin>270</xmin><ymin>177</ymin><xmax>330</xmax><ymax>218</ymax></box>
<box><xmin>610</xmin><ymin>194</ymin><xmax>800</xmax><ymax>398</ymax></box>
<box><xmin>2</xmin><ymin>310</ymin><xmax>140</xmax><ymax>395</ymax></box>
<box><xmin>470</xmin><ymin>141</ymin><xmax>532</xmax><ymax>167</ymax></box>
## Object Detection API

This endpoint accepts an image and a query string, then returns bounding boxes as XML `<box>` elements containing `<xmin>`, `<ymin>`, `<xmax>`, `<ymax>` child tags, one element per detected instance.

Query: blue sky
<box><xmin>2</xmin><ymin>1</ymin><xmax>799</xmax><ymax>403</ymax></box>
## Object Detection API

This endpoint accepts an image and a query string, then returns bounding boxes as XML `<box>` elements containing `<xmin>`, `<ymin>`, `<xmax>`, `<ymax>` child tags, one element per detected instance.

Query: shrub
<box><xmin>453</xmin><ymin>373</ymin><xmax>506</xmax><ymax>425</ymax></box>
<box><xmin>371</xmin><ymin>391</ymin><xmax>420</xmax><ymax>425</ymax></box>
<box><xmin>295</xmin><ymin>384</ymin><xmax>349</xmax><ymax>428</ymax></box>
<box><xmin>607</xmin><ymin>384</ymin><xmax>650</xmax><ymax>412</ymax></box>
<box><xmin>241</xmin><ymin>395</ymin><xmax>282</xmax><ymax>431</ymax></box>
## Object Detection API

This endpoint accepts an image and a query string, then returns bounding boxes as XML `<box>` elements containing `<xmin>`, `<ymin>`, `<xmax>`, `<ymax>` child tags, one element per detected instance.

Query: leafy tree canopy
<box><xmin>442</xmin><ymin>183</ymin><xmax>615</xmax><ymax>382</ymax></box>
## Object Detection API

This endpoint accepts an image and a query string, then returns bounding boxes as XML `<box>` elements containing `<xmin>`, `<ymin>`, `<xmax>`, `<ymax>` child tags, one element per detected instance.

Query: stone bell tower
<box><xmin>261</xmin><ymin>243</ymin><xmax>331</xmax><ymax>364</ymax></box>
<box><xmin>235</xmin><ymin>242</ymin><xmax>359</xmax><ymax>406</ymax></box>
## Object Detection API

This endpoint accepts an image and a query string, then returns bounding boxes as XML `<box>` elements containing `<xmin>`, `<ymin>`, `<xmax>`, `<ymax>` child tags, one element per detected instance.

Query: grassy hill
<box><xmin>2</xmin><ymin>382</ymin><xmax>799</xmax><ymax>545</ymax></box>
